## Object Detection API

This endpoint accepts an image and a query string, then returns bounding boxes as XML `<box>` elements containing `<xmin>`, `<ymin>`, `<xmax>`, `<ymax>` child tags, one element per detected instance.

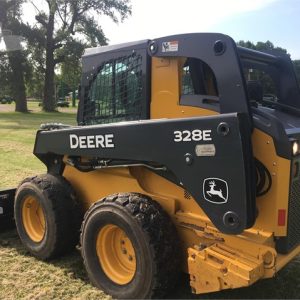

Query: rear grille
<box><xmin>276</xmin><ymin>176</ymin><xmax>300</xmax><ymax>254</ymax></box>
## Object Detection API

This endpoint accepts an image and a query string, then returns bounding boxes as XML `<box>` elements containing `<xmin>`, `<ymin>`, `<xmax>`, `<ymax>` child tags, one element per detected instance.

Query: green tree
<box><xmin>238</xmin><ymin>40</ymin><xmax>288</xmax><ymax>55</ymax></box>
<box><xmin>20</xmin><ymin>24</ymin><xmax>47</xmax><ymax>100</ymax></box>
<box><xmin>0</xmin><ymin>0</ymin><xmax>28</xmax><ymax>112</ymax></box>
<box><xmin>0</xmin><ymin>52</ymin><xmax>13</xmax><ymax>97</ymax></box>
<box><xmin>29</xmin><ymin>0</ymin><xmax>132</xmax><ymax>112</ymax></box>
<box><xmin>59</xmin><ymin>40</ymin><xmax>85</xmax><ymax>106</ymax></box>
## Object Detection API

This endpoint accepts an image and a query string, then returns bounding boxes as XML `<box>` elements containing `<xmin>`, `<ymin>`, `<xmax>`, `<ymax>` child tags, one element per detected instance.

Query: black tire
<box><xmin>81</xmin><ymin>193</ymin><xmax>181</xmax><ymax>299</ymax></box>
<box><xmin>14</xmin><ymin>174</ymin><xmax>82</xmax><ymax>260</ymax></box>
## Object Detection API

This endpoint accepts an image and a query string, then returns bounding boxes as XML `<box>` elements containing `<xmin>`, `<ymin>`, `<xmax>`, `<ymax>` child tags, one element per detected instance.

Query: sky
<box><xmin>20</xmin><ymin>0</ymin><xmax>300</xmax><ymax>59</ymax></box>
<box><xmin>98</xmin><ymin>0</ymin><xmax>300</xmax><ymax>60</ymax></box>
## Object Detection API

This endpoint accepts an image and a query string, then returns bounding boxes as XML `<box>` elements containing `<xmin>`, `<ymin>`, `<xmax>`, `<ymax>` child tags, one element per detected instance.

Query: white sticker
<box><xmin>162</xmin><ymin>41</ymin><xmax>178</xmax><ymax>52</ymax></box>
<box><xmin>0</xmin><ymin>207</ymin><xmax>3</xmax><ymax>215</ymax></box>
<box><xmin>195</xmin><ymin>144</ymin><xmax>216</xmax><ymax>157</ymax></box>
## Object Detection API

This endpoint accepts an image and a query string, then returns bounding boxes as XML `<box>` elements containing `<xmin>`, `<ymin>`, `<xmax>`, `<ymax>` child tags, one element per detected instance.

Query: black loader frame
<box><xmin>34</xmin><ymin>112</ymin><xmax>255</xmax><ymax>234</ymax></box>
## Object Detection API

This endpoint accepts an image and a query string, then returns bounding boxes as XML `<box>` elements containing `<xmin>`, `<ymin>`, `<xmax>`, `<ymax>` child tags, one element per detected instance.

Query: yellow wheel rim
<box><xmin>22</xmin><ymin>196</ymin><xmax>46</xmax><ymax>242</ymax></box>
<box><xmin>96</xmin><ymin>224</ymin><xmax>136</xmax><ymax>285</ymax></box>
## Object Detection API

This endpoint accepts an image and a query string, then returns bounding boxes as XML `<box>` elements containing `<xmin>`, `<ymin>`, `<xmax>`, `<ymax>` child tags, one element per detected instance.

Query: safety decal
<box><xmin>203</xmin><ymin>178</ymin><xmax>228</xmax><ymax>204</ymax></box>
<box><xmin>162</xmin><ymin>41</ymin><xmax>179</xmax><ymax>52</ymax></box>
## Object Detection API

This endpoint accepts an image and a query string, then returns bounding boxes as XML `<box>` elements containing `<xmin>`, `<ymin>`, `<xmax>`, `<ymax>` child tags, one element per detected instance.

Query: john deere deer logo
<box><xmin>203</xmin><ymin>178</ymin><xmax>228</xmax><ymax>204</ymax></box>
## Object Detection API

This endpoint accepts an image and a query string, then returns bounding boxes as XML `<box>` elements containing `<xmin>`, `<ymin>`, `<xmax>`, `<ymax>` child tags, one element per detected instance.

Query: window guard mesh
<box><xmin>83</xmin><ymin>53</ymin><xmax>143</xmax><ymax>125</ymax></box>
<box><xmin>182</xmin><ymin>65</ymin><xmax>195</xmax><ymax>95</ymax></box>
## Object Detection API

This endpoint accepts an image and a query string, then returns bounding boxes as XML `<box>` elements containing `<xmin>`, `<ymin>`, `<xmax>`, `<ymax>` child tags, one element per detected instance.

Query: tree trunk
<box><xmin>1</xmin><ymin>3</ymin><xmax>28</xmax><ymax>113</ymax></box>
<box><xmin>43</xmin><ymin>10</ymin><xmax>56</xmax><ymax>112</ymax></box>
<box><xmin>7</xmin><ymin>51</ymin><xmax>28</xmax><ymax>112</ymax></box>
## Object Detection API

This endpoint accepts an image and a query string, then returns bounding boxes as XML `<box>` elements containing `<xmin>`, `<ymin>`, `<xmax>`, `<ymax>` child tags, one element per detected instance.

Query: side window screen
<box><xmin>181</xmin><ymin>58</ymin><xmax>218</xmax><ymax>97</ymax></box>
<box><xmin>182</xmin><ymin>65</ymin><xmax>195</xmax><ymax>95</ymax></box>
<box><xmin>180</xmin><ymin>57</ymin><xmax>219</xmax><ymax>111</ymax></box>
<box><xmin>84</xmin><ymin>53</ymin><xmax>143</xmax><ymax>125</ymax></box>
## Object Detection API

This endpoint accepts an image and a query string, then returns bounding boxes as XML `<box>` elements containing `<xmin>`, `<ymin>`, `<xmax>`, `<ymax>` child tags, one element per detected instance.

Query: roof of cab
<box><xmin>83</xmin><ymin>40</ymin><xmax>149</xmax><ymax>58</ymax></box>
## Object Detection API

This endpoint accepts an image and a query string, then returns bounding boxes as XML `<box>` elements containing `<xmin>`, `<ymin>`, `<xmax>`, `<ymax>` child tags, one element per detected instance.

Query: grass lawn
<box><xmin>0</xmin><ymin>102</ymin><xmax>300</xmax><ymax>299</ymax></box>
<box><xmin>0</xmin><ymin>103</ymin><xmax>110</xmax><ymax>299</ymax></box>
<box><xmin>0</xmin><ymin>104</ymin><xmax>77</xmax><ymax>189</ymax></box>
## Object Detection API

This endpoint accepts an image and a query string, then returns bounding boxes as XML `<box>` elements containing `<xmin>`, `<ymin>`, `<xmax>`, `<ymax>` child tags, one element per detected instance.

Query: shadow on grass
<box><xmin>1</xmin><ymin>229</ymin><xmax>300</xmax><ymax>299</ymax></box>
<box><xmin>0</xmin><ymin>229</ymin><xmax>91</xmax><ymax>284</ymax></box>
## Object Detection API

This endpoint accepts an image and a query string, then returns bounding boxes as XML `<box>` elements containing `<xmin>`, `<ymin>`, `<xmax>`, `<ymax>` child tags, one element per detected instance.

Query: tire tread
<box><xmin>15</xmin><ymin>174</ymin><xmax>82</xmax><ymax>260</ymax></box>
<box><xmin>81</xmin><ymin>192</ymin><xmax>180</xmax><ymax>299</ymax></box>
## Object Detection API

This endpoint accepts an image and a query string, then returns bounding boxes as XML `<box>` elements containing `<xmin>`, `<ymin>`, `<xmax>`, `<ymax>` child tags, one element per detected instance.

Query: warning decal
<box><xmin>162</xmin><ymin>41</ymin><xmax>179</xmax><ymax>52</ymax></box>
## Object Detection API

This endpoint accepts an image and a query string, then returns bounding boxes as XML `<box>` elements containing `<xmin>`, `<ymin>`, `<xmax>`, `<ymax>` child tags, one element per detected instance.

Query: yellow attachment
<box><xmin>22</xmin><ymin>196</ymin><xmax>46</xmax><ymax>242</ymax></box>
<box><xmin>188</xmin><ymin>244</ymin><xmax>265</xmax><ymax>294</ymax></box>
<box><xmin>96</xmin><ymin>224</ymin><xmax>136</xmax><ymax>285</ymax></box>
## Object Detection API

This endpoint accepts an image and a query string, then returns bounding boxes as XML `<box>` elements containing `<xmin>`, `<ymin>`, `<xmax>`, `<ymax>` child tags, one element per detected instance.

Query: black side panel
<box><xmin>34</xmin><ymin>113</ymin><xmax>256</xmax><ymax>234</ymax></box>
<box><xmin>0</xmin><ymin>188</ymin><xmax>15</xmax><ymax>224</ymax></box>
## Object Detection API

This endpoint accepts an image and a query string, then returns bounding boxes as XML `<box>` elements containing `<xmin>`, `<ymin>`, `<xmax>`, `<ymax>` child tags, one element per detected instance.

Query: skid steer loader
<box><xmin>2</xmin><ymin>33</ymin><xmax>300</xmax><ymax>298</ymax></box>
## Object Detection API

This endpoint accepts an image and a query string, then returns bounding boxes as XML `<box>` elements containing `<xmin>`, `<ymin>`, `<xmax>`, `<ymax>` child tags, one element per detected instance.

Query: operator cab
<box><xmin>78</xmin><ymin>33</ymin><xmax>300</xmax><ymax>166</ymax></box>
<box><xmin>238</xmin><ymin>46</ymin><xmax>300</xmax><ymax>160</ymax></box>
